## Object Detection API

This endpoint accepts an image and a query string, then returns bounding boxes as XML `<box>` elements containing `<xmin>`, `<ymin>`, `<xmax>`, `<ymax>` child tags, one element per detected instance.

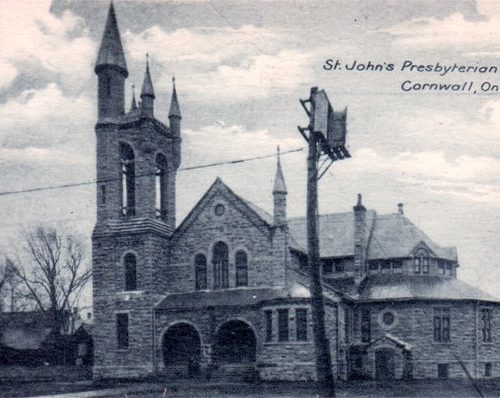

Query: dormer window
<box><xmin>414</xmin><ymin>247</ymin><xmax>431</xmax><ymax>275</ymax></box>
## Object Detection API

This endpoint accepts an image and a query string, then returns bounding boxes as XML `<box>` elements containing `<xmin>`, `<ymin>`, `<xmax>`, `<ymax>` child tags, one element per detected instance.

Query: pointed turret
<box><xmin>130</xmin><ymin>85</ymin><xmax>137</xmax><ymax>112</ymax></box>
<box><xmin>95</xmin><ymin>2</ymin><xmax>128</xmax><ymax>120</ymax></box>
<box><xmin>273</xmin><ymin>146</ymin><xmax>287</xmax><ymax>194</ymax></box>
<box><xmin>95</xmin><ymin>2</ymin><xmax>128</xmax><ymax>76</ymax></box>
<box><xmin>169</xmin><ymin>77</ymin><xmax>181</xmax><ymax>119</ymax></box>
<box><xmin>273</xmin><ymin>146</ymin><xmax>287</xmax><ymax>226</ymax></box>
<box><xmin>140</xmin><ymin>55</ymin><xmax>155</xmax><ymax>117</ymax></box>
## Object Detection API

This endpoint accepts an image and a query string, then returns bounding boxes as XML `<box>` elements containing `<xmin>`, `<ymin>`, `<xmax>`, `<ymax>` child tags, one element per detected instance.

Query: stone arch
<box><xmin>213</xmin><ymin>319</ymin><xmax>257</xmax><ymax>364</ymax></box>
<box><xmin>162</xmin><ymin>322</ymin><xmax>202</xmax><ymax>373</ymax></box>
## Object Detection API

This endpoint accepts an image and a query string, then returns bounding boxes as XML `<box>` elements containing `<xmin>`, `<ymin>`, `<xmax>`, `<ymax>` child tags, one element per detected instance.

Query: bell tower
<box><xmin>92</xmin><ymin>2</ymin><xmax>182</xmax><ymax>380</ymax></box>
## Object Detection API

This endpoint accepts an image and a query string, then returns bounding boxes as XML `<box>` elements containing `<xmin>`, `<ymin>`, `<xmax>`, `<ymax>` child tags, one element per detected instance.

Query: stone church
<box><xmin>92</xmin><ymin>3</ymin><xmax>500</xmax><ymax>381</ymax></box>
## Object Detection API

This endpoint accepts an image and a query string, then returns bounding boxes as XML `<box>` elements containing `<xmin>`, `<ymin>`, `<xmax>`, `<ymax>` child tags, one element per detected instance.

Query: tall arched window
<box><xmin>195</xmin><ymin>254</ymin><xmax>207</xmax><ymax>290</ymax></box>
<box><xmin>120</xmin><ymin>143</ymin><xmax>135</xmax><ymax>216</ymax></box>
<box><xmin>155</xmin><ymin>154</ymin><xmax>168</xmax><ymax>219</ymax></box>
<box><xmin>124</xmin><ymin>253</ymin><xmax>137</xmax><ymax>291</ymax></box>
<box><xmin>213</xmin><ymin>242</ymin><xmax>229</xmax><ymax>289</ymax></box>
<box><xmin>235</xmin><ymin>250</ymin><xmax>248</xmax><ymax>287</ymax></box>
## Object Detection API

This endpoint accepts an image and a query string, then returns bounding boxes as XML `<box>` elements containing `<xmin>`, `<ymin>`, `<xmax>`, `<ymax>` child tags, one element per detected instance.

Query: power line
<box><xmin>0</xmin><ymin>147</ymin><xmax>303</xmax><ymax>198</ymax></box>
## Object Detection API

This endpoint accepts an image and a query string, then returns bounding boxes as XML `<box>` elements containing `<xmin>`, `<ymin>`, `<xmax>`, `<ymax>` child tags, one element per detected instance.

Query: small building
<box><xmin>91</xmin><ymin>3</ymin><xmax>500</xmax><ymax>382</ymax></box>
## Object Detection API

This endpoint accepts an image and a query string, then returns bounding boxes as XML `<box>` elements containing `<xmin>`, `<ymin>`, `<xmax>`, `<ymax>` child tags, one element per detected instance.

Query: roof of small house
<box><xmin>356</xmin><ymin>275</ymin><xmax>498</xmax><ymax>302</ymax></box>
<box><xmin>0</xmin><ymin>311</ymin><xmax>54</xmax><ymax>350</ymax></box>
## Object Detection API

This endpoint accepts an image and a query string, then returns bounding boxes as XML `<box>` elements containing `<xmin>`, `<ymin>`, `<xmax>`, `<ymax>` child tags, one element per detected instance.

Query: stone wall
<box><xmin>169</xmin><ymin>187</ymin><xmax>286</xmax><ymax>293</ymax></box>
<box><xmin>349</xmin><ymin>301</ymin><xmax>500</xmax><ymax>379</ymax></box>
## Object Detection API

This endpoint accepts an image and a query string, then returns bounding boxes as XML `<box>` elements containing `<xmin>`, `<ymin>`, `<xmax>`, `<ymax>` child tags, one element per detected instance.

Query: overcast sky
<box><xmin>0</xmin><ymin>0</ymin><xmax>499</xmax><ymax>302</ymax></box>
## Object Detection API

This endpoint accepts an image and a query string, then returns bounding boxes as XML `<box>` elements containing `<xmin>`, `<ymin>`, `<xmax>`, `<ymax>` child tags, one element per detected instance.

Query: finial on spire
<box><xmin>354</xmin><ymin>193</ymin><xmax>366</xmax><ymax>211</ymax></box>
<box><xmin>169</xmin><ymin>76</ymin><xmax>181</xmax><ymax>118</ymax></box>
<box><xmin>130</xmin><ymin>84</ymin><xmax>137</xmax><ymax>111</ymax></box>
<box><xmin>273</xmin><ymin>146</ymin><xmax>287</xmax><ymax>194</ymax></box>
<box><xmin>140</xmin><ymin>55</ymin><xmax>155</xmax><ymax>98</ymax></box>
<box><xmin>95</xmin><ymin>1</ymin><xmax>128</xmax><ymax>76</ymax></box>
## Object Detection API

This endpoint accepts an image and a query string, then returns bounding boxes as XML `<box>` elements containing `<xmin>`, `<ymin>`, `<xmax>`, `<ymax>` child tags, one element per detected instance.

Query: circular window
<box><xmin>382</xmin><ymin>312</ymin><xmax>395</xmax><ymax>326</ymax></box>
<box><xmin>214</xmin><ymin>203</ymin><xmax>225</xmax><ymax>216</ymax></box>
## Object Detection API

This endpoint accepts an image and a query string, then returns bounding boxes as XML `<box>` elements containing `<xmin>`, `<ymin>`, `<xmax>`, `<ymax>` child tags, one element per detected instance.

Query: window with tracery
<box><xmin>213</xmin><ymin>242</ymin><xmax>229</xmax><ymax>289</ymax></box>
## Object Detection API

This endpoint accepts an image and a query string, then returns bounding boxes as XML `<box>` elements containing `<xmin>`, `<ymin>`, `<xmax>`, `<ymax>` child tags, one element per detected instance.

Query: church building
<box><xmin>92</xmin><ymin>3</ymin><xmax>500</xmax><ymax>382</ymax></box>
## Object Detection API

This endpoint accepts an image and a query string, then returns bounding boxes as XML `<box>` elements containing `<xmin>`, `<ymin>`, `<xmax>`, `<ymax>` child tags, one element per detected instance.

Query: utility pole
<box><xmin>298</xmin><ymin>87</ymin><xmax>350</xmax><ymax>398</ymax></box>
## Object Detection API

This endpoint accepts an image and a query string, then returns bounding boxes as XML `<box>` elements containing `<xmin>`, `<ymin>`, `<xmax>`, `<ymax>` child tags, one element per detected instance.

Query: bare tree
<box><xmin>16</xmin><ymin>226</ymin><xmax>92</xmax><ymax>335</ymax></box>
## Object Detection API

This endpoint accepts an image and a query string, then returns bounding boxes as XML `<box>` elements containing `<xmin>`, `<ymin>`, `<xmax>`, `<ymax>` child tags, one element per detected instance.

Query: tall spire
<box><xmin>95</xmin><ymin>2</ymin><xmax>128</xmax><ymax>76</ymax></box>
<box><xmin>169</xmin><ymin>77</ymin><xmax>181</xmax><ymax>118</ymax></box>
<box><xmin>140</xmin><ymin>55</ymin><xmax>155</xmax><ymax>98</ymax></box>
<box><xmin>130</xmin><ymin>85</ymin><xmax>137</xmax><ymax>111</ymax></box>
<box><xmin>273</xmin><ymin>146</ymin><xmax>287</xmax><ymax>194</ymax></box>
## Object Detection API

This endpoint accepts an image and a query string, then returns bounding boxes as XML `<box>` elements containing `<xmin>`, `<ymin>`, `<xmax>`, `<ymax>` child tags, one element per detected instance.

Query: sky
<box><xmin>0</xmin><ymin>0</ymin><xmax>499</xmax><ymax>304</ymax></box>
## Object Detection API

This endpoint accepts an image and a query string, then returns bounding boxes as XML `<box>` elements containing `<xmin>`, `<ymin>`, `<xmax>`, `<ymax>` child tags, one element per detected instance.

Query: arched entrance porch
<box><xmin>213</xmin><ymin>320</ymin><xmax>256</xmax><ymax>364</ymax></box>
<box><xmin>162</xmin><ymin>323</ymin><xmax>201</xmax><ymax>377</ymax></box>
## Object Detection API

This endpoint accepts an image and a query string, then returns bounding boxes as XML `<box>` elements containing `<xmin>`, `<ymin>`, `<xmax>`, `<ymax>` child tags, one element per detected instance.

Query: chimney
<box><xmin>353</xmin><ymin>194</ymin><xmax>367</xmax><ymax>279</ymax></box>
<box><xmin>398</xmin><ymin>203</ymin><xmax>404</xmax><ymax>215</ymax></box>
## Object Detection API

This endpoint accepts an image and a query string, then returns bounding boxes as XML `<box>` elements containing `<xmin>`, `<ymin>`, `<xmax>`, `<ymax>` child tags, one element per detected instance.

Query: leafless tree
<box><xmin>15</xmin><ymin>226</ymin><xmax>92</xmax><ymax>335</ymax></box>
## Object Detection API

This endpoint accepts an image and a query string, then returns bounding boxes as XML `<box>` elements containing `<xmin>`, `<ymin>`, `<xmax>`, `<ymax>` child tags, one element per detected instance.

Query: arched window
<box><xmin>155</xmin><ymin>154</ymin><xmax>168</xmax><ymax>219</ymax></box>
<box><xmin>213</xmin><ymin>242</ymin><xmax>228</xmax><ymax>289</ymax></box>
<box><xmin>120</xmin><ymin>143</ymin><xmax>135</xmax><ymax>216</ymax></box>
<box><xmin>124</xmin><ymin>253</ymin><xmax>137</xmax><ymax>291</ymax></box>
<box><xmin>235</xmin><ymin>250</ymin><xmax>248</xmax><ymax>287</ymax></box>
<box><xmin>195</xmin><ymin>254</ymin><xmax>207</xmax><ymax>290</ymax></box>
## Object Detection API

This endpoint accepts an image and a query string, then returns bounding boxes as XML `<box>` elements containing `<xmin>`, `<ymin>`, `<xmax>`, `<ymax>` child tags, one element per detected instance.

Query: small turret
<box><xmin>169</xmin><ymin>77</ymin><xmax>182</xmax><ymax>169</ymax></box>
<box><xmin>130</xmin><ymin>85</ymin><xmax>137</xmax><ymax>112</ymax></box>
<box><xmin>95</xmin><ymin>2</ymin><xmax>128</xmax><ymax>120</ymax></box>
<box><xmin>140</xmin><ymin>55</ymin><xmax>155</xmax><ymax>117</ymax></box>
<box><xmin>273</xmin><ymin>146</ymin><xmax>287</xmax><ymax>226</ymax></box>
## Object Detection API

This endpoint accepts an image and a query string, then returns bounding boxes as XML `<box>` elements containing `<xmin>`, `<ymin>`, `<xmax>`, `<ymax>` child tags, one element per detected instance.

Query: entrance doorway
<box><xmin>213</xmin><ymin>320</ymin><xmax>256</xmax><ymax>363</ymax></box>
<box><xmin>162</xmin><ymin>323</ymin><xmax>201</xmax><ymax>376</ymax></box>
<box><xmin>375</xmin><ymin>348</ymin><xmax>396</xmax><ymax>380</ymax></box>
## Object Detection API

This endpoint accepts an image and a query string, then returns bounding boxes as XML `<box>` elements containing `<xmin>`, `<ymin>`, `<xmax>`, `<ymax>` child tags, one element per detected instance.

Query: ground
<box><xmin>2</xmin><ymin>379</ymin><xmax>500</xmax><ymax>398</ymax></box>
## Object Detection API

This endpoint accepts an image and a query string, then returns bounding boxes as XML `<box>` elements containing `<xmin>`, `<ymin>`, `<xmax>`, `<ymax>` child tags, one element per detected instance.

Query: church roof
<box><xmin>95</xmin><ymin>2</ymin><xmax>128</xmax><ymax>75</ymax></box>
<box><xmin>288</xmin><ymin>212</ymin><xmax>457</xmax><ymax>261</ymax></box>
<box><xmin>356</xmin><ymin>275</ymin><xmax>498</xmax><ymax>302</ymax></box>
<box><xmin>288</xmin><ymin>211</ymin><xmax>376</xmax><ymax>257</ymax></box>
<box><xmin>155</xmin><ymin>287</ymin><xmax>308</xmax><ymax>311</ymax></box>
<box><xmin>366</xmin><ymin>214</ymin><xmax>457</xmax><ymax>261</ymax></box>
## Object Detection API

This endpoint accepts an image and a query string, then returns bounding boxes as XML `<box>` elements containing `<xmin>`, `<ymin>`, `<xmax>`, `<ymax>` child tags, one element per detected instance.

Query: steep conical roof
<box><xmin>169</xmin><ymin>77</ymin><xmax>181</xmax><ymax>118</ymax></box>
<box><xmin>130</xmin><ymin>85</ymin><xmax>137</xmax><ymax>111</ymax></box>
<box><xmin>140</xmin><ymin>56</ymin><xmax>155</xmax><ymax>98</ymax></box>
<box><xmin>273</xmin><ymin>146</ymin><xmax>287</xmax><ymax>194</ymax></box>
<box><xmin>95</xmin><ymin>2</ymin><xmax>128</xmax><ymax>76</ymax></box>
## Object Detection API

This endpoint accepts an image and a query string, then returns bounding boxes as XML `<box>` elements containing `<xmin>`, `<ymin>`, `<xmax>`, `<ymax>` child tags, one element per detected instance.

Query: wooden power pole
<box><xmin>298</xmin><ymin>87</ymin><xmax>350</xmax><ymax>398</ymax></box>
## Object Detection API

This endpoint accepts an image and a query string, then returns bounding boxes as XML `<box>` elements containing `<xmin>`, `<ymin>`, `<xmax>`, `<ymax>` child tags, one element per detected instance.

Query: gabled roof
<box><xmin>172</xmin><ymin>178</ymin><xmax>273</xmax><ymax>242</ymax></box>
<box><xmin>367</xmin><ymin>214</ymin><xmax>457</xmax><ymax>261</ymax></box>
<box><xmin>356</xmin><ymin>275</ymin><xmax>498</xmax><ymax>302</ymax></box>
<box><xmin>288</xmin><ymin>211</ymin><xmax>376</xmax><ymax>257</ymax></box>
<box><xmin>95</xmin><ymin>3</ymin><xmax>128</xmax><ymax>75</ymax></box>
<box><xmin>0</xmin><ymin>311</ymin><xmax>55</xmax><ymax>350</ymax></box>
